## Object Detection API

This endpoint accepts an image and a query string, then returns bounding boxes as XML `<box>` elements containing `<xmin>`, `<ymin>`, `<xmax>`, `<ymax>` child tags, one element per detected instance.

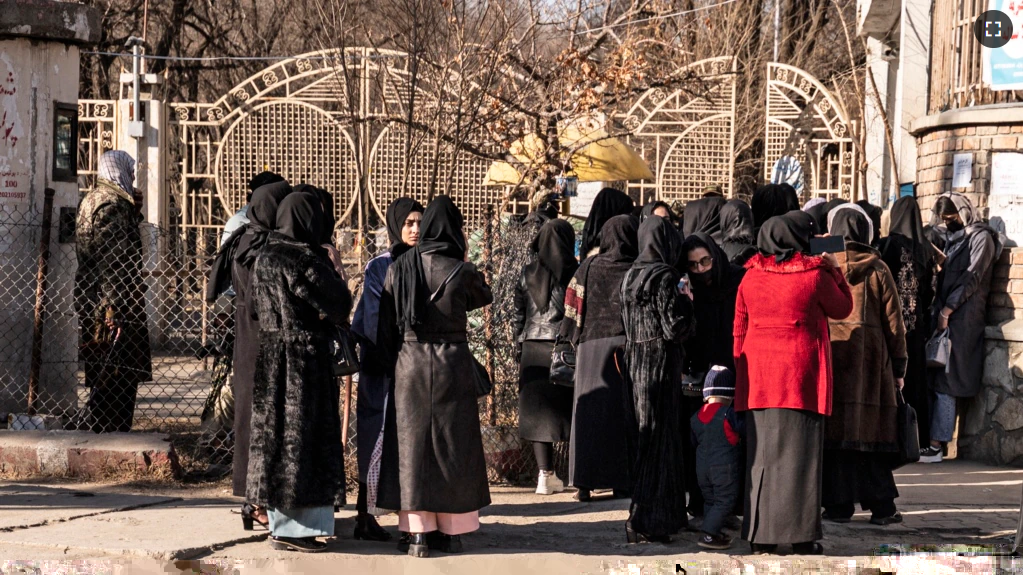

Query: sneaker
<box><xmin>536</xmin><ymin>470</ymin><xmax>565</xmax><ymax>495</ymax></box>
<box><xmin>270</xmin><ymin>536</ymin><xmax>327</xmax><ymax>553</ymax></box>
<box><xmin>698</xmin><ymin>533</ymin><xmax>732</xmax><ymax>550</ymax></box>
<box><xmin>919</xmin><ymin>445</ymin><xmax>943</xmax><ymax>463</ymax></box>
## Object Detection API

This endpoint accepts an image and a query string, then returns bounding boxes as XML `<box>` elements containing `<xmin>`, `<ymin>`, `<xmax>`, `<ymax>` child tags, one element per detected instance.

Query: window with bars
<box><xmin>929</xmin><ymin>0</ymin><xmax>1023</xmax><ymax>112</ymax></box>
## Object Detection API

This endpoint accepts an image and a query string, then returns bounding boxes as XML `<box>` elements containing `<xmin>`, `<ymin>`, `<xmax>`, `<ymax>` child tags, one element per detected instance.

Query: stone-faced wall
<box><xmin>955</xmin><ymin>249</ymin><xmax>1023</xmax><ymax>466</ymax></box>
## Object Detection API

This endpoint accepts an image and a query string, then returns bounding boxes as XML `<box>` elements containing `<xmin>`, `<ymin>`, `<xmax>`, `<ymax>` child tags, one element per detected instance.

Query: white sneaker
<box><xmin>919</xmin><ymin>445</ymin><xmax>943</xmax><ymax>463</ymax></box>
<box><xmin>536</xmin><ymin>471</ymin><xmax>565</xmax><ymax>495</ymax></box>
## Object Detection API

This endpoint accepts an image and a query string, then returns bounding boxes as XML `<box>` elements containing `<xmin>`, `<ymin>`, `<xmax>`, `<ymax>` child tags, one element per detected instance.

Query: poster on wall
<box><xmin>983</xmin><ymin>0</ymin><xmax>1024</xmax><ymax>90</ymax></box>
<box><xmin>952</xmin><ymin>153</ymin><xmax>974</xmax><ymax>189</ymax></box>
<box><xmin>990</xmin><ymin>152</ymin><xmax>1024</xmax><ymax>247</ymax></box>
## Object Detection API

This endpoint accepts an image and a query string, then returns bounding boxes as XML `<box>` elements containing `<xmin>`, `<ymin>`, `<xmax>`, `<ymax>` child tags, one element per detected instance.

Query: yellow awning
<box><xmin>482</xmin><ymin>124</ymin><xmax>653</xmax><ymax>186</ymax></box>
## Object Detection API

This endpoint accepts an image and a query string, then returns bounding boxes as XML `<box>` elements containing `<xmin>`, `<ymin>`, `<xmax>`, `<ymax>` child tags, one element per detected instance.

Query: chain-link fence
<box><xmin>0</xmin><ymin>192</ymin><xmax>561</xmax><ymax>487</ymax></box>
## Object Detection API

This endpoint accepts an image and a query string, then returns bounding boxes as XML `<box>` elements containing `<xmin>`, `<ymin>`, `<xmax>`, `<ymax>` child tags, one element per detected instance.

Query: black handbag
<box><xmin>472</xmin><ymin>357</ymin><xmax>492</xmax><ymax>398</ymax></box>
<box><xmin>549</xmin><ymin>342</ymin><xmax>576</xmax><ymax>387</ymax></box>
<box><xmin>331</xmin><ymin>325</ymin><xmax>360</xmax><ymax>377</ymax></box>
<box><xmin>892</xmin><ymin>389</ymin><xmax>921</xmax><ymax>469</ymax></box>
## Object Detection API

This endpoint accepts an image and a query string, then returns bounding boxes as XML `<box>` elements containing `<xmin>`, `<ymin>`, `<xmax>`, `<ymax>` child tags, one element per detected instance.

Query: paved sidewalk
<box><xmin>0</xmin><ymin>459</ymin><xmax>1019</xmax><ymax>573</ymax></box>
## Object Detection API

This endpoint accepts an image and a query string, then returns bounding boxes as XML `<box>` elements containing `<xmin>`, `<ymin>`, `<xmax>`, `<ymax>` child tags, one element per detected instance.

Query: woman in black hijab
<box><xmin>640</xmin><ymin>200</ymin><xmax>672</xmax><ymax>222</ymax></box>
<box><xmin>681</xmin><ymin>196</ymin><xmax>727</xmax><ymax>240</ymax></box>
<box><xmin>580</xmin><ymin>188</ymin><xmax>635</xmax><ymax>258</ymax></box>
<box><xmin>560</xmin><ymin>215</ymin><xmax>640</xmax><ymax>502</ymax></box>
<box><xmin>227</xmin><ymin>181</ymin><xmax>292</xmax><ymax>525</ymax></box>
<box><xmin>856</xmin><ymin>200</ymin><xmax>884</xmax><ymax>247</ymax></box>
<box><xmin>620</xmin><ymin>216</ymin><xmax>696</xmax><ymax>543</ymax></box>
<box><xmin>247</xmin><ymin>192</ymin><xmax>352</xmax><ymax>552</ymax></box>
<box><xmin>514</xmin><ymin>219</ymin><xmax>579</xmax><ymax>495</ymax></box>
<box><xmin>350</xmin><ymin>197</ymin><xmax>424</xmax><ymax>542</ymax></box>
<box><xmin>877</xmin><ymin>197</ymin><xmax>940</xmax><ymax>440</ymax></box>
<box><xmin>736</xmin><ymin>210</ymin><xmax>852</xmax><ymax>555</ymax></box>
<box><xmin>680</xmin><ymin>232</ymin><xmax>747</xmax><ymax>518</ymax></box>
<box><xmin>751</xmin><ymin>184</ymin><xmax>800</xmax><ymax>234</ymax></box>
<box><xmin>377</xmin><ymin>196</ymin><xmax>493</xmax><ymax>557</ymax></box>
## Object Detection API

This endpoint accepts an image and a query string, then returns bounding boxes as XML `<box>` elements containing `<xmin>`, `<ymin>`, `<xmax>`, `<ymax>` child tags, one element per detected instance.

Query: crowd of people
<box><xmin>66</xmin><ymin>143</ymin><xmax>1002</xmax><ymax>556</ymax></box>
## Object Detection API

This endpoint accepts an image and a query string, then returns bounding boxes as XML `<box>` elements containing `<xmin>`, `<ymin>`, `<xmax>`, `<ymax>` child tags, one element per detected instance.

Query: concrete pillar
<box><xmin>892</xmin><ymin>0</ymin><xmax>932</xmax><ymax>203</ymax></box>
<box><xmin>115</xmin><ymin>79</ymin><xmax>168</xmax><ymax>347</ymax></box>
<box><xmin>863</xmin><ymin>37</ymin><xmax>900</xmax><ymax>206</ymax></box>
<box><xmin>0</xmin><ymin>1</ymin><xmax>101</xmax><ymax>418</ymax></box>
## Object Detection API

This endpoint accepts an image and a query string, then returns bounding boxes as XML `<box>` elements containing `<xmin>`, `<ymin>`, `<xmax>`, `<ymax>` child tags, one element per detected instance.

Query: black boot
<box><xmin>354</xmin><ymin>513</ymin><xmax>392</xmax><ymax>541</ymax></box>
<box><xmin>427</xmin><ymin>531</ymin><xmax>464</xmax><ymax>553</ymax></box>
<box><xmin>403</xmin><ymin>533</ymin><xmax>429</xmax><ymax>558</ymax></box>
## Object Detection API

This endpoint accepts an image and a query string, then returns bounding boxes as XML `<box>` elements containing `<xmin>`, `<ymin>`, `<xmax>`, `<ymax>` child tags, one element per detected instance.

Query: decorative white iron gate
<box><xmin>167</xmin><ymin>48</ymin><xmax>496</xmax><ymax>267</ymax></box>
<box><xmin>616</xmin><ymin>56</ymin><xmax>738</xmax><ymax>203</ymax></box>
<box><xmin>764</xmin><ymin>63</ymin><xmax>857</xmax><ymax>202</ymax></box>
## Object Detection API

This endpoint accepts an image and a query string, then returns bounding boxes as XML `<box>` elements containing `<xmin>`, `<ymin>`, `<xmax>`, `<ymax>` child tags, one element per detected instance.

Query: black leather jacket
<box><xmin>513</xmin><ymin>272</ymin><xmax>566</xmax><ymax>342</ymax></box>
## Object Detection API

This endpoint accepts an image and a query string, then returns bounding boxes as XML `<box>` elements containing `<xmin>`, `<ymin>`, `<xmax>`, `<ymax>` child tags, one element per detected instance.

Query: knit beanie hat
<box><xmin>703</xmin><ymin>365</ymin><xmax>735</xmax><ymax>400</ymax></box>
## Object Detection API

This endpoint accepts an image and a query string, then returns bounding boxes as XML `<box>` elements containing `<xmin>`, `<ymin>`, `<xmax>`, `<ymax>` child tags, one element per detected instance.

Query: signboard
<box><xmin>0</xmin><ymin>52</ymin><xmax>29</xmax><ymax>205</ymax></box>
<box><xmin>990</xmin><ymin>152</ymin><xmax>1024</xmax><ymax>246</ymax></box>
<box><xmin>569</xmin><ymin>181</ymin><xmax>603</xmax><ymax>219</ymax></box>
<box><xmin>983</xmin><ymin>0</ymin><xmax>1024</xmax><ymax>90</ymax></box>
<box><xmin>952</xmin><ymin>153</ymin><xmax>974</xmax><ymax>189</ymax></box>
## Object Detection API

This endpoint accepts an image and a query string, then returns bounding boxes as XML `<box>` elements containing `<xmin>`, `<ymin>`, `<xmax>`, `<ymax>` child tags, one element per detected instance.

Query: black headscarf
<box><xmin>640</xmin><ymin>201</ymin><xmax>672</xmax><ymax>222</ymax></box>
<box><xmin>207</xmin><ymin>179</ymin><xmax>292</xmax><ymax>301</ymax></box>
<box><xmin>625</xmin><ymin>216</ymin><xmax>683</xmax><ymax>303</ymax></box>
<box><xmin>580</xmin><ymin>188</ymin><xmax>634</xmax><ymax>257</ymax></box>
<box><xmin>829</xmin><ymin>207</ymin><xmax>871</xmax><ymax>246</ymax></box>
<box><xmin>385</xmin><ymin>197</ymin><xmax>425</xmax><ymax>259</ymax></box>
<box><xmin>597</xmin><ymin>215</ymin><xmax>640</xmax><ymax>261</ymax></box>
<box><xmin>681</xmin><ymin>196</ymin><xmax>726</xmax><ymax>239</ymax></box>
<box><xmin>882</xmin><ymin>196</ymin><xmax>932</xmax><ymax>269</ymax></box>
<box><xmin>392</xmin><ymin>195</ymin><xmax>466</xmax><ymax>329</ymax></box>
<box><xmin>856</xmin><ymin>200</ymin><xmax>883</xmax><ymax>246</ymax></box>
<box><xmin>525</xmin><ymin>219</ymin><xmax>578</xmax><ymax>312</ymax></box>
<box><xmin>805</xmin><ymin>201</ymin><xmax>831</xmax><ymax>233</ymax></box>
<box><xmin>247</xmin><ymin>171</ymin><xmax>285</xmax><ymax>201</ymax></box>
<box><xmin>682</xmin><ymin>232</ymin><xmax>730</xmax><ymax>291</ymax></box>
<box><xmin>276</xmin><ymin>191</ymin><xmax>325</xmax><ymax>249</ymax></box>
<box><xmin>719</xmin><ymin>200</ymin><xmax>754</xmax><ymax>242</ymax></box>
<box><xmin>752</xmin><ymin>184</ymin><xmax>800</xmax><ymax>230</ymax></box>
<box><xmin>292</xmin><ymin>184</ymin><xmax>336</xmax><ymax>246</ymax></box>
<box><xmin>236</xmin><ymin>180</ymin><xmax>294</xmax><ymax>267</ymax></box>
<box><xmin>758</xmin><ymin>210</ymin><xmax>816</xmax><ymax>263</ymax></box>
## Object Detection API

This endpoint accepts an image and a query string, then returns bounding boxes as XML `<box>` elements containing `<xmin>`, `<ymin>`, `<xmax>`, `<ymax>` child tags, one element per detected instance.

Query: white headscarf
<box><xmin>802</xmin><ymin>197</ymin><xmax>826</xmax><ymax>212</ymax></box>
<box><xmin>947</xmin><ymin>192</ymin><xmax>979</xmax><ymax>226</ymax></box>
<box><xmin>98</xmin><ymin>150</ymin><xmax>136</xmax><ymax>196</ymax></box>
<box><xmin>826</xmin><ymin>202</ymin><xmax>874</xmax><ymax>244</ymax></box>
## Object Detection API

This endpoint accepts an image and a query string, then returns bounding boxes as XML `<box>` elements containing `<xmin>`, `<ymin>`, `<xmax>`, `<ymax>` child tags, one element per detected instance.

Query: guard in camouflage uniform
<box><xmin>75</xmin><ymin>150</ymin><xmax>152</xmax><ymax>432</ymax></box>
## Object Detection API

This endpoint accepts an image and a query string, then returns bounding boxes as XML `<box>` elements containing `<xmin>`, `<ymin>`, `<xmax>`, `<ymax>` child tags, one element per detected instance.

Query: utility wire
<box><xmin>81</xmin><ymin>51</ymin><xmax>396</xmax><ymax>62</ymax></box>
<box><xmin>575</xmin><ymin>0</ymin><xmax>740</xmax><ymax>35</ymax></box>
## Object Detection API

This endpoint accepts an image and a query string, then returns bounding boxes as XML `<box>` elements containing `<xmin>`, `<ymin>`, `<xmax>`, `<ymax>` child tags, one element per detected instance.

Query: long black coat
<box><xmin>246</xmin><ymin>237</ymin><xmax>352</xmax><ymax>509</ymax></box>
<box><xmin>230</xmin><ymin>233</ymin><xmax>259</xmax><ymax>497</ymax></box>
<box><xmin>929</xmin><ymin>225</ymin><xmax>999</xmax><ymax>398</ymax></box>
<box><xmin>377</xmin><ymin>254</ymin><xmax>493</xmax><ymax>514</ymax></box>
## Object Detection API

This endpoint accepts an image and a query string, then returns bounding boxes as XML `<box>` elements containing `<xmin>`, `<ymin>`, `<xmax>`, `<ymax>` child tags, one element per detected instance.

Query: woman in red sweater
<box><xmin>733</xmin><ymin>210</ymin><xmax>853</xmax><ymax>555</ymax></box>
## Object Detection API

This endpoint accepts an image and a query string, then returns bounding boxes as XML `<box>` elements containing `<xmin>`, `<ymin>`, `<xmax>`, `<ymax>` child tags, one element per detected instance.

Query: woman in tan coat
<box><xmin>823</xmin><ymin>204</ymin><xmax>907</xmax><ymax>526</ymax></box>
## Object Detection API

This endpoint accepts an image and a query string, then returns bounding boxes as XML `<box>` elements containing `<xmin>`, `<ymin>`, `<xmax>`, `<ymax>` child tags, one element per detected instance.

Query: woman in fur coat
<box><xmin>247</xmin><ymin>192</ymin><xmax>352</xmax><ymax>553</ymax></box>
<box><xmin>376</xmin><ymin>196</ymin><xmax>493</xmax><ymax>558</ymax></box>
<box><xmin>823</xmin><ymin>204</ymin><xmax>907</xmax><ymax>525</ymax></box>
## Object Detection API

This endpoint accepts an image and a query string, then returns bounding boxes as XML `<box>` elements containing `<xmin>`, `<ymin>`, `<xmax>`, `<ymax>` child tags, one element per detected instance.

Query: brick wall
<box><xmin>914</xmin><ymin>124</ymin><xmax>1024</xmax><ymax>222</ymax></box>
<box><xmin>989</xmin><ymin>248</ymin><xmax>1024</xmax><ymax>324</ymax></box>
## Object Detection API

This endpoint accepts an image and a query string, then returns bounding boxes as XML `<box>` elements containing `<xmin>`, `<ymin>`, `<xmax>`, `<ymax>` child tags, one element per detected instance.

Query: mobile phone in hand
<box><xmin>810</xmin><ymin>235</ymin><xmax>845</xmax><ymax>255</ymax></box>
